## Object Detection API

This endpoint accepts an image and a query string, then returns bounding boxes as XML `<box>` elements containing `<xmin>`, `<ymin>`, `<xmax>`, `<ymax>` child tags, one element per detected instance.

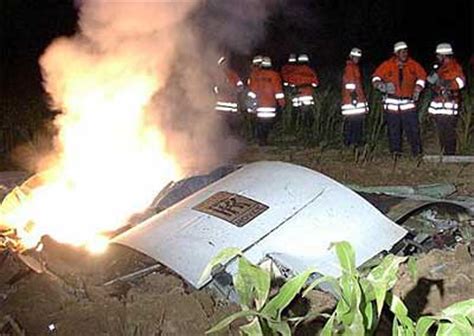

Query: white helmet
<box><xmin>252</xmin><ymin>55</ymin><xmax>263</xmax><ymax>66</ymax></box>
<box><xmin>394</xmin><ymin>41</ymin><xmax>408</xmax><ymax>53</ymax></box>
<box><xmin>298</xmin><ymin>54</ymin><xmax>309</xmax><ymax>62</ymax></box>
<box><xmin>349</xmin><ymin>47</ymin><xmax>362</xmax><ymax>58</ymax></box>
<box><xmin>436</xmin><ymin>43</ymin><xmax>453</xmax><ymax>55</ymax></box>
<box><xmin>261</xmin><ymin>56</ymin><xmax>272</xmax><ymax>68</ymax></box>
<box><xmin>288</xmin><ymin>53</ymin><xmax>297</xmax><ymax>63</ymax></box>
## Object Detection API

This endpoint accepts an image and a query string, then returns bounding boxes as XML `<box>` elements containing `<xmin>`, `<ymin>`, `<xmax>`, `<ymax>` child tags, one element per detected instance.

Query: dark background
<box><xmin>0</xmin><ymin>0</ymin><xmax>472</xmax><ymax>134</ymax></box>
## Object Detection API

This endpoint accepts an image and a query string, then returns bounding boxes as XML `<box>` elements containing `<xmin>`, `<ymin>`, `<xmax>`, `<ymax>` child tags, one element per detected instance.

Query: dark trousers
<box><xmin>255</xmin><ymin>119</ymin><xmax>274</xmax><ymax>145</ymax></box>
<box><xmin>343</xmin><ymin>115</ymin><xmax>365</xmax><ymax>147</ymax></box>
<box><xmin>384</xmin><ymin>110</ymin><xmax>422</xmax><ymax>156</ymax></box>
<box><xmin>434</xmin><ymin>115</ymin><xmax>458</xmax><ymax>155</ymax></box>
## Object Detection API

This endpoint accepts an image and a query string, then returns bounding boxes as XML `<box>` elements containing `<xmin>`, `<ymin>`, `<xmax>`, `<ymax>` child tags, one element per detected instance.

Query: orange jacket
<box><xmin>248</xmin><ymin>68</ymin><xmax>285</xmax><ymax>108</ymax></box>
<box><xmin>342</xmin><ymin>60</ymin><xmax>367</xmax><ymax>104</ymax></box>
<box><xmin>373</xmin><ymin>56</ymin><xmax>427</xmax><ymax>97</ymax></box>
<box><xmin>282</xmin><ymin>64</ymin><xmax>319</xmax><ymax>96</ymax></box>
<box><xmin>281</xmin><ymin>64</ymin><xmax>299</xmax><ymax>85</ymax></box>
<box><xmin>215</xmin><ymin>68</ymin><xmax>243</xmax><ymax>103</ymax></box>
<box><xmin>432</xmin><ymin>58</ymin><xmax>465</xmax><ymax>96</ymax></box>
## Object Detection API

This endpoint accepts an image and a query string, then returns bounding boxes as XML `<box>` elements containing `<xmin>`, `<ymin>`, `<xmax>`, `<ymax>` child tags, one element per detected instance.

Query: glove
<box><xmin>427</xmin><ymin>72</ymin><xmax>439</xmax><ymax>85</ymax></box>
<box><xmin>374</xmin><ymin>81</ymin><xmax>387</xmax><ymax>93</ymax></box>
<box><xmin>385</xmin><ymin>82</ymin><xmax>396</xmax><ymax>94</ymax></box>
<box><xmin>412</xmin><ymin>90</ymin><xmax>420</xmax><ymax>102</ymax></box>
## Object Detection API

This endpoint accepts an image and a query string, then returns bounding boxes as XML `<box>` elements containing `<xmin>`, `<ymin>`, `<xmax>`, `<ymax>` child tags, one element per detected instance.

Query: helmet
<box><xmin>394</xmin><ymin>41</ymin><xmax>408</xmax><ymax>53</ymax></box>
<box><xmin>252</xmin><ymin>55</ymin><xmax>263</xmax><ymax>66</ymax></box>
<box><xmin>288</xmin><ymin>53</ymin><xmax>297</xmax><ymax>63</ymax></box>
<box><xmin>261</xmin><ymin>57</ymin><xmax>272</xmax><ymax>68</ymax></box>
<box><xmin>349</xmin><ymin>47</ymin><xmax>362</xmax><ymax>58</ymax></box>
<box><xmin>298</xmin><ymin>54</ymin><xmax>309</xmax><ymax>62</ymax></box>
<box><xmin>217</xmin><ymin>56</ymin><xmax>226</xmax><ymax>65</ymax></box>
<box><xmin>436</xmin><ymin>43</ymin><xmax>453</xmax><ymax>55</ymax></box>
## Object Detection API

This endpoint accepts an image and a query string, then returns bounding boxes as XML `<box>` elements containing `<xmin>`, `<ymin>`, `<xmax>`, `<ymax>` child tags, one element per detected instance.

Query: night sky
<box><xmin>0</xmin><ymin>0</ymin><xmax>472</xmax><ymax>126</ymax></box>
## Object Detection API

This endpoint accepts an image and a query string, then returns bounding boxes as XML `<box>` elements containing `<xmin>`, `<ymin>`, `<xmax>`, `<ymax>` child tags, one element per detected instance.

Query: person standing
<box><xmin>247</xmin><ymin>56</ymin><xmax>285</xmax><ymax>145</ymax></box>
<box><xmin>341</xmin><ymin>47</ymin><xmax>369</xmax><ymax>147</ymax></box>
<box><xmin>213</xmin><ymin>56</ymin><xmax>244</xmax><ymax>134</ymax></box>
<box><xmin>372</xmin><ymin>41</ymin><xmax>427</xmax><ymax>157</ymax></box>
<box><xmin>426</xmin><ymin>43</ymin><xmax>466</xmax><ymax>155</ymax></box>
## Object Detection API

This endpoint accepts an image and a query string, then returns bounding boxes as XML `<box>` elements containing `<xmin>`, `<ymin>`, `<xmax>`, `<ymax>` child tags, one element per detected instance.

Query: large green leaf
<box><xmin>267</xmin><ymin>320</ymin><xmax>291</xmax><ymax>336</ymax></box>
<box><xmin>261</xmin><ymin>268</ymin><xmax>315</xmax><ymax>321</ymax></box>
<box><xmin>234</xmin><ymin>257</ymin><xmax>271</xmax><ymax>310</ymax></box>
<box><xmin>367</xmin><ymin>254</ymin><xmax>407</xmax><ymax>316</ymax></box>
<box><xmin>440</xmin><ymin>299</ymin><xmax>474</xmax><ymax>323</ymax></box>
<box><xmin>435</xmin><ymin>319</ymin><xmax>470</xmax><ymax>336</ymax></box>
<box><xmin>386</xmin><ymin>293</ymin><xmax>415</xmax><ymax>334</ymax></box>
<box><xmin>206</xmin><ymin>310</ymin><xmax>259</xmax><ymax>334</ymax></box>
<box><xmin>302</xmin><ymin>275</ymin><xmax>340</xmax><ymax>298</ymax></box>
<box><xmin>320</xmin><ymin>312</ymin><xmax>336</xmax><ymax>336</ymax></box>
<box><xmin>336</xmin><ymin>274</ymin><xmax>362</xmax><ymax>326</ymax></box>
<box><xmin>198</xmin><ymin>247</ymin><xmax>241</xmax><ymax>287</ymax></box>
<box><xmin>332</xmin><ymin>241</ymin><xmax>357</xmax><ymax>276</ymax></box>
<box><xmin>415</xmin><ymin>316</ymin><xmax>436</xmax><ymax>336</ymax></box>
<box><xmin>240</xmin><ymin>317</ymin><xmax>263</xmax><ymax>336</ymax></box>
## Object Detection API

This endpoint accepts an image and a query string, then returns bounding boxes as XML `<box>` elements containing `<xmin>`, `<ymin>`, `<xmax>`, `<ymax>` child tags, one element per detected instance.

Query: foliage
<box><xmin>204</xmin><ymin>248</ymin><xmax>314</xmax><ymax>335</ymax></box>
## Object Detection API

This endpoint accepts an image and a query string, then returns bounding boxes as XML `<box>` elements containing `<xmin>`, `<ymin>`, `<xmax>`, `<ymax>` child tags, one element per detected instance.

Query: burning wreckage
<box><xmin>0</xmin><ymin>161</ymin><xmax>472</xmax><ymax>301</ymax></box>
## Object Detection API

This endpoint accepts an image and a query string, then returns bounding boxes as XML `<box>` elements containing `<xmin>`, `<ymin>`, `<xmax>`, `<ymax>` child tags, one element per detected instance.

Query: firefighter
<box><xmin>214</xmin><ymin>56</ymin><xmax>244</xmax><ymax>134</ymax></box>
<box><xmin>426</xmin><ymin>43</ymin><xmax>466</xmax><ymax>155</ymax></box>
<box><xmin>341</xmin><ymin>47</ymin><xmax>369</xmax><ymax>147</ymax></box>
<box><xmin>247</xmin><ymin>56</ymin><xmax>285</xmax><ymax>145</ymax></box>
<box><xmin>372</xmin><ymin>41</ymin><xmax>427</xmax><ymax>157</ymax></box>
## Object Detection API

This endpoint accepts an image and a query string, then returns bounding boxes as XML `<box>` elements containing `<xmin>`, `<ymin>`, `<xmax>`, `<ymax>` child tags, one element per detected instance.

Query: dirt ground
<box><xmin>0</xmin><ymin>145</ymin><xmax>473</xmax><ymax>335</ymax></box>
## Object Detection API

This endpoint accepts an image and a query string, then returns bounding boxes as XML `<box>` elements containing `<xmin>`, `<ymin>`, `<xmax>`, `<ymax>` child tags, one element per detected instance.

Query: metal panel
<box><xmin>113</xmin><ymin>161</ymin><xmax>407</xmax><ymax>288</ymax></box>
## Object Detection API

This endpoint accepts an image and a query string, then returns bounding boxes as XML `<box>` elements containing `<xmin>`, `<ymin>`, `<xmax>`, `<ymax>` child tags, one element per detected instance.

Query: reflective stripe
<box><xmin>416</xmin><ymin>79</ymin><xmax>425</xmax><ymax>88</ymax></box>
<box><xmin>298</xmin><ymin>95</ymin><xmax>313</xmax><ymax>101</ymax></box>
<box><xmin>216</xmin><ymin>101</ymin><xmax>238</xmax><ymax>107</ymax></box>
<box><xmin>345</xmin><ymin>83</ymin><xmax>356</xmax><ymax>90</ymax></box>
<box><xmin>248</xmin><ymin>91</ymin><xmax>257</xmax><ymax>98</ymax></box>
<box><xmin>283</xmin><ymin>82</ymin><xmax>289</xmax><ymax>86</ymax></box>
<box><xmin>399</xmin><ymin>103</ymin><xmax>415</xmax><ymax>110</ymax></box>
<box><xmin>383</xmin><ymin>102</ymin><xmax>415</xmax><ymax>112</ymax></box>
<box><xmin>236</xmin><ymin>80</ymin><xmax>244</xmax><ymax>86</ymax></box>
<box><xmin>430</xmin><ymin>101</ymin><xmax>458</xmax><ymax>109</ymax></box>
<box><xmin>311</xmin><ymin>83</ymin><xmax>318</xmax><ymax>88</ymax></box>
<box><xmin>275</xmin><ymin>92</ymin><xmax>285</xmax><ymax>99</ymax></box>
<box><xmin>428</xmin><ymin>107</ymin><xmax>458</xmax><ymax>115</ymax></box>
<box><xmin>342</xmin><ymin>102</ymin><xmax>367</xmax><ymax>110</ymax></box>
<box><xmin>372</xmin><ymin>76</ymin><xmax>382</xmax><ymax>83</ymax></box>
<box><xmin>215</xmin><ymin>106</ymin><xmax>238</xmax><ymax>112</ymax></box>
<box><xmin>455</xmin><ymin>77</ymin><xmax>465</xmax><ymax>89</ymax></box>
<box><xmin>342</xmin><ymin>107</ymin><xmax>368</xmax><ymax>115</ymax></box>
<box><xmin>257</xmin><ymin>107</ymin><xmax>276</xmax><ymax>112</ymax></box>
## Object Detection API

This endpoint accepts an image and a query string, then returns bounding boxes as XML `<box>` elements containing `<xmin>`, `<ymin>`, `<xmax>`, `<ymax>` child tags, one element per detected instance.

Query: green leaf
<box><xmin>267</xmin><ymin>320</ymin><xmax>291</xmax><ymax>336</ymax></box>
<box><xmin>362</xmin><ymin>300</ymin><xmax>375</xmax><ymax>332</ymax></box>
<box><xmin>320</xmin><ymin>312</ymin><xmax>336</xmax><ymax>336</ymax></box>
<box><xmin>435</xmin><ymin>320</ymin><xmax>468</xmax><ymax>336</ymax></box>
<box><xmin>240</xmin><ymin>317</ymin><xmax>263</xmax><ymax>336</ymax></box>
<box><xmin>407</xmin><ymin>256</ymin><xmax>418</xmax><ymax>282</ymax></box>
<box><xmin>386</xmin><ymin>294</ymin><xmax>415</xmax><ymax>333</ymax></box>
<box><xmin>367</xmin><ymin>254</ymin><xmax>407</xmax><ymax>316</ymax></box>
<box><xmin>415</xmin><ymin>316</ymin><xmax>436</xmax><ymax>336</ymax></box>
<box><xmin>261</xmin><ymin>268</ymin><xmax>315</xmax><ymax>321</ymax></box>
<box><xmin>302</xmin><ymin>275</ymin><xmax>340</xmax><ymax>298</ymax></box>
<box><xmin>234</xmin><ymin>257</ymin><xmax>271</xmax><ymax>310</ymax></box>
<box><xmin>440</xmin><ymin>299</ymin><xmax>474</xmax><ymax>323</ymax></box>
<box><xmin>206</xmin><ymin>310</ymin><xmax>259</xmax><ymax>334</ymax></box>
<box><xmin>198</xmin><ymin>247</ymin><xmax>241</xmax><ymax>287</ymax></box>
<box><xmin>332</xmin><ymin>241</ymin><xmax>357</xmax><ymax>276</ymax></box>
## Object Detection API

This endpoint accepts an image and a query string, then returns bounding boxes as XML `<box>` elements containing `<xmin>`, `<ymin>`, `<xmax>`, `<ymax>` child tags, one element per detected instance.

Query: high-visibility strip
<box><xmin>216</xmin><ymin>101</ymin><xmax>238</xmax><ymax>107</ymax></box>
<box><xmin>248</xmin><ymin>91</ymin><xmax>257</xmax><ymax>98</ymax></box>
<box><xmin>399</xmin><ymin>103</ymin><xmax>415</xmax><ymax>110</ymax></box>
<box><xmin>311</xmin><ymin>83</ymin><xmax>318</xmax><ymax>88</ymax></box>
<box><xmin>257</xmin><ymin>111</ymin><xmax>276</xmax><ymax>118</ymax></box>
<box><xmin>236</xmin><ymin>80</ymin><xmax>244</xmax><ymax>87</ymax></box>
<box><xmin>428</xmin><ymin>107</ymin><xmax>458</xmax><ymax>115</ymax></box>
<box><xmin>257</xmin><ymin>107</ymin><xmax>277</xmax><ymax>112</ymax></box>
<box><xmin>384</xmin><ymin>98</ymin><xmax>413</xmax><ymax>105</ymax></box>
<box><xmin>345</xmin><ymin>83</ymin><xmax>356</xmax><ymax>90</ymax></box>
<box><xmin>430</xmin><ymin>101</ymin><xmax>458</xmax><ymax>109</ymax></box>
<box><xmin>415</xmin><ymin>79</ymin><xmax>425</xmax><ymax>88</ymax></box>
<box><xmin>455</xmin><ymin>77</ymin><xmax>465</xmax><ymax>89</ymax></box>
<box><xmin>298</xmin><ymin>95</ymin><xmax>314</xmax><ymax>101</ymax></box>
<box><xmin>342</xmin><ymin>102</ymin><xmax>367</xmax><ymax>110</ymax></box>
<box><xmin>283</xmin><ymin>82</ymin><xmax>289</xmax><ymax>86</ymax></box>
<box><xmin>215</xmin><ymin>106</ymin><xmax>238</xmax><ymax>112</ymax></box>
<box><xmin>342</xmin><ymin>107</ymin><xmax>368</xmax><ymax>115</ymax></box>
<box><xmin>275</xmin><ymin>92</ymin><xmax>285</xmax><ymax>99</ymax></box>
<box><xmin>372</xmin><ymin>76</ymin><xmax>382</xmax><ymax>83</ymax></box>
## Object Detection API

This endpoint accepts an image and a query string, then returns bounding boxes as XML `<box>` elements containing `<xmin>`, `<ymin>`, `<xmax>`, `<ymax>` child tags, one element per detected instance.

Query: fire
<box><xmin>0</xmin><ymin>59</ymin><xmax>180</xmax><ymax>253</ymax></box>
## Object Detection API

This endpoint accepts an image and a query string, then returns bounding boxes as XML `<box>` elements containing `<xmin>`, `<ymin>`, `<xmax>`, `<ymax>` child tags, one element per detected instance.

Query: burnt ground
<box><xmin>0</xmin><ymin>145</ymin><xmax>473</xmax><ymax>335</ymax></box>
